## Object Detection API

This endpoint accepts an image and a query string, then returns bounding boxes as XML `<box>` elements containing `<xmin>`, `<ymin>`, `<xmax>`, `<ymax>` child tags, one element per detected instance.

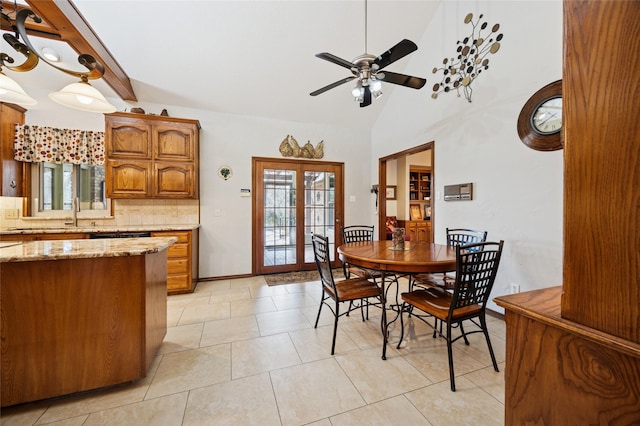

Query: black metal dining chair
<box><xmin>397</xmin><ymin>240</ymin><xmax>504</xmax><ymax>391</ymax></box>
<box><xmin>412</xmin><ymin>228</ymin><xmax>488</xmax><ymax>290</ymax></box>
<box><xmin>341</xmin><ymin>225</ymin><xmax>378</xmax><ymax>280</ymax></box>
<box><xmin>312</xmin><ymin>234</ymin><xmax>383</xmax><ymax>355</ymax></box>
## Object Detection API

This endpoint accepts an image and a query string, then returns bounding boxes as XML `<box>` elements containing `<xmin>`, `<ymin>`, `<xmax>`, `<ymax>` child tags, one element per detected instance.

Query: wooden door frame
<box><xmin>377</xmin><ymin>142</ymin><xmax>434</xmax><ymax>241</ymax></box>
<box><xmin>251</xmin><ymin>157</ymin><xmax>345</xmax><ymax>275</ymax></box>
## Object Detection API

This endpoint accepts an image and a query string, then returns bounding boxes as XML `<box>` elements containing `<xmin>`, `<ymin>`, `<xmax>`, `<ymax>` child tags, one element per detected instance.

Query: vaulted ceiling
<box><xmin>2</xmin><ymin>1</ymin><xmax>441</xmax><ymax>128</ymax></box>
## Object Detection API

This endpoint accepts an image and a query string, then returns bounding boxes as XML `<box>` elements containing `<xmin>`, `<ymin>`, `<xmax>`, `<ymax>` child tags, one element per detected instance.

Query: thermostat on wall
<box><xmin>444</xmin><ymin>183</ymin><xmax>473</xmax><ymax>201</ymax></box>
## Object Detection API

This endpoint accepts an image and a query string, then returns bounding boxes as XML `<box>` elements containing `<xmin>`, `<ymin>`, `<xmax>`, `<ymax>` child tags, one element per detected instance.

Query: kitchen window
<box><xmin>31</xmin><ymin>162</ymin><xmax>111</xmax><ymax>218</ymax></box>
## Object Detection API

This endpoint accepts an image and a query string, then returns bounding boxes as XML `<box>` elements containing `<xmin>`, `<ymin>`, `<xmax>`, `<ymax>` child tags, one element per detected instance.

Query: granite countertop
<box><xmin>0</xmin><ymin>224</ymin><xmax>200</xmax><ymax>235</ymax></box>
<box><xmin>0</xmin><ymin>237</ymin><xmax>178</xmax><ymax>263</ymax></box>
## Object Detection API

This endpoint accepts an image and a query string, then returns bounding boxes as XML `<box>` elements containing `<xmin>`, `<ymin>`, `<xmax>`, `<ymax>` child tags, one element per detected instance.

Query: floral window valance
<box><xmin>14</xmin><ymin>124</ymin><xmax>105</xmax><ymax>165</ymax></box>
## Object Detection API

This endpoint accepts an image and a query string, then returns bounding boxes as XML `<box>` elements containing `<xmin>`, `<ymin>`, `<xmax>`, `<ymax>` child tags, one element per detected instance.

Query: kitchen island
<box><xmin>1</xmin><ymin>224</ymin><xmax>200</xmax><ymax>294</ymax></box>
<box><xmin>0</xmin><ymin>237</ymin><xmax>176</xmax><ymax>407</ymax></box>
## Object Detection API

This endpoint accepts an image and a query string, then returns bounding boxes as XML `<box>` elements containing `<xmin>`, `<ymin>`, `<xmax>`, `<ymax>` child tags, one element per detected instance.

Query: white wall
<box><xmin>372</xmin><ymin>0</ymin><xmax>564</xmax><ymax>312</ymax></box>
<box><xmin>190</xmin><ymin>111</ymin><xmax>372</xmax><ymax>278</ymax></box>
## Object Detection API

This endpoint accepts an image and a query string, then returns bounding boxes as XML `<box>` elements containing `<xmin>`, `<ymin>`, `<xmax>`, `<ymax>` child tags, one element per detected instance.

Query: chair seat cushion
<box><xmin>324</xmin><ymin>278</ymin><xmax>382</xmax><ymax>301</ymax></box>
<box><xmin>401</xmin><ymin>288</ymin><xmax>481</xmax><ymax>321</ymax></box>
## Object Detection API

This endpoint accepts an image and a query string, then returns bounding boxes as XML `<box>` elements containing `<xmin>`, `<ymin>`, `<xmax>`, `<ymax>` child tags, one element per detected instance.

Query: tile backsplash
<box><xmin>0</xmin><ymin>197</ymin><xmax>199</xmax><ymax>229</ymax></box>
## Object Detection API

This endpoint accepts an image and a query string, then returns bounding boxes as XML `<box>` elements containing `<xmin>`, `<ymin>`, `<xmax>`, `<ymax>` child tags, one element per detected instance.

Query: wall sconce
<box><xmin>0</xmin><ymin>6</ymin><xmax>116</xmax><ymax>112</ymax></box>
<box><xmin>431</xmin><ymin>13</ymin><xmax>503</xmax><ymax>103</ymax></box>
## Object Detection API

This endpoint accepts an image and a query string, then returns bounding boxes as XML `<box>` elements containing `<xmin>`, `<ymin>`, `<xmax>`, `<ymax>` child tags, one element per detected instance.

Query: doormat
<box><xmin>264</xmin><ymin>269</ymin><xmax>344</xmax><ymax>286</ymax></box>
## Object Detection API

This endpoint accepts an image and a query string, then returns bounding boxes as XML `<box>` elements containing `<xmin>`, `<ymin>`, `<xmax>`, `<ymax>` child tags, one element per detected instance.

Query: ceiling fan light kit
<box><xmin>0</xmin><ymin>5</ymin><xmax>116</xmax><ymax>112</ymax></box>
<box><xmin>431</xmin><ymin>12</ymin><xmax>503</xmax><ymax>103</ymax></box>
<box><xmin>310</xmin><ymin>0</ymin><xmax>426</xmax><ymax>108</ymax></box>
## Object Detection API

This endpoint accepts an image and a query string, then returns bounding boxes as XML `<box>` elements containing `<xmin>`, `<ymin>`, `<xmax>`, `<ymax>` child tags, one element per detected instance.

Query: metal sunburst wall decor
<box><xmin>431</xmin><ymin>13</ymin><xmax>503</xmax><ymax>103</ymax></box>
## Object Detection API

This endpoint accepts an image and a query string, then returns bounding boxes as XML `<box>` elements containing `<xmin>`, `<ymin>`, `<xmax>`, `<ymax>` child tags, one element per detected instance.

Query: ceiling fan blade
<box><xmin>315</xmin><ymin>52</ymin><xmax>355</xmax><ymax>70</ymax></box>
<box><xmin>373</xmin><ymin>39</ymin><xmax>418</xmax><ymax>71</ymax></box>
<box><xmin>310</xmin><ymin>76</ymin><xmax>357</xmax><ymax>96</ymax></box>
<box><xmin>379</xmin><ymin>71</ymin><xmax>426</xmax><ymax>89</ymax></box>
<box><xmin>360</xmin><ymin>85</ymin><xmax>372</xmax><ymax>108</ymax></box>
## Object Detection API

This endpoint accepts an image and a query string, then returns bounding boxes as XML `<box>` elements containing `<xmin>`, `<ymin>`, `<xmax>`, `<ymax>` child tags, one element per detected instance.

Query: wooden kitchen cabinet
<box><xmin>154</xmin><ymin>122</ymin><xmax>196</xmax><ymax>161</ymax></box>
<box><xmin>105</xmin><ymin>113</ymin><xmax>200</xmax><ymax>199</ymax></box>
<box><xmin>108</xmin><ymin>160</ymin><xmax>152</xmax><ymax>197</ymax></box>
<box><xmin>0</xmin><ymin>232</ymin><xmax>88</xmax><ymax>241</ymax></box>
<box><xmin>0</xmin><ymin>102</ymin><xmax>29</xmax><ymax>197</ymax></box>
<box><xmin>402</xmin><ymin>220</ymin><xmax>432</xmax><ymax>243</ymax></box>
<box><xmin>154</xmin><ymin>162</ymin><xmax>195</xmax><ymax>198</ymax></box>
<box><xmin>105</xmin><ymin>116</ymin><xmax>152</xmax><ymax>159</ymax></box>
<box><xmin>151</xmin><ymin>229</ymin><xmax>199</xmax><ymax>294</ymax></box>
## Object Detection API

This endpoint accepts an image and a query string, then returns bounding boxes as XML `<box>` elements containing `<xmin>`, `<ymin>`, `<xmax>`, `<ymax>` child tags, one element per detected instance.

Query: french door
<box><xmin>253</xmin><ymin>157</ymin><xmax>344</xmax><ymax>275</ymax></box>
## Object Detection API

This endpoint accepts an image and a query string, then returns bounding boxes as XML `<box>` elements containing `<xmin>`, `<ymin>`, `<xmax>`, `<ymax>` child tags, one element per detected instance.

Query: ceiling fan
<box><xmin>310</xmin><ymin>0</ymin><xmax>426</xmax><ymax>108</ymax></box>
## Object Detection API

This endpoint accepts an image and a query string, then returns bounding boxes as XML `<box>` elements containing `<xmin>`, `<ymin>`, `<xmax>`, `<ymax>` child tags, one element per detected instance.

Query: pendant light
<box><xmin>0</xmin><ymin>5</ymin><xmax>116</xmax><ymax>112</ymax></box>
<box><xmin>0</xmin><ymin>69</ymin><xmax>37</xmax><ymax>105</ymax></box>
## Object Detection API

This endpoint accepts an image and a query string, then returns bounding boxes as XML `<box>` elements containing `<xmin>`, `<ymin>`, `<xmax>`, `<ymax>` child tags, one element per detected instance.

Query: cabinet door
<box><xmin>153</xmin><ymin>122</ymin><xmax>195</xmax><ymax>162</ymax></box>
<box><xmin>404</xmin><ymin>222</ymin><xmax>417</xmax><ymax>242</ymax></box>
<box><xmin>107</xmin><ymin>160</ymin><xmax>152</xmax><ymax>197</ymax></box>
<box><xmin>106</xmin><ymin>117</ymin><xmax>152</xmax><ymax>159</ymax></box>
<box><xmin>1</xmin><ymin>103</ymin><xmax>27</xmax><ymax>197</ymax></box>
<box><xmin>415</xmin><ymin>222</ymin><xmax>428</xmax><ymax>242</ymax></box>
<box><xmin>154</xmin><ymin>162</ymin><xmax>195</xmax><ymax>198</ymax></box>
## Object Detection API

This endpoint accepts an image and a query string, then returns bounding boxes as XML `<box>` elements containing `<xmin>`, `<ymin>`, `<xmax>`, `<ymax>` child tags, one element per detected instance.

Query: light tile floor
<box><xmin>1</xmin><ymin>276</ymin><xmax>506</xmax><ymax>426</ymax></box>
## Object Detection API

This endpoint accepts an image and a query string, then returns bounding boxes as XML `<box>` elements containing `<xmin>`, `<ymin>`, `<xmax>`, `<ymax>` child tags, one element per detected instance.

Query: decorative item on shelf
<box><xmin>517</xmin><ymin>80</ymin><xmax>563</xmax><ymax>151</ymax></box>
<box><xmin>410</xmin><ymin>204</ymin><xmax>422</xmax><ymax>221</ymax></box>
<box><xmin>160</xmin><ymin>108</ymin><xmax>169</xmax><ymax>116</ymax></box>
<box><xmin>0</xmin><ymin>5</ymin><xmax>116</xmax><ymax>112</ymax></box>
<box><xmin>218</xmin><ymin>166</ymin><xmax>232</xmax><ymax>180</ymax></box>
<box><xmin>278</xmin><ymin>135</ymin><xmax>324</xmax><ymax>159</ymax></box>
<box><xmin>130</xmin><ymin>107</ymin><xmax>145</xmax><ymax>114</ymax></box>
<box><xmin>431</xmin><ymin>12</ymin><xmax>503</xmax><ymax>103</ymax></box>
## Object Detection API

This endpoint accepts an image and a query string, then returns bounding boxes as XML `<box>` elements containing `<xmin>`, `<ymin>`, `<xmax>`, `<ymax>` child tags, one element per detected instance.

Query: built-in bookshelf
<box><xmin>408</xmin><ymin>167</ymin><xmax>431</xmax><ymax>219</ymax></box>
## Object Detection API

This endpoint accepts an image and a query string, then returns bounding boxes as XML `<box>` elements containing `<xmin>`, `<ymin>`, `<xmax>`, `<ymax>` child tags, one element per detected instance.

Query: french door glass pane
<box><xmin>304</xmin><ymin>171</ymin><xmax>336</xmax><ymax>262</ymax></box>
<box><xmin>263</xmin><ymin>169</ymin><xmax>296</xmax><ymax>266</ymax></box>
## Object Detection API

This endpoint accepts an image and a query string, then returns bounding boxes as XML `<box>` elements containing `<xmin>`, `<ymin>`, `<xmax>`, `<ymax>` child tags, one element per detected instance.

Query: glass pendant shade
<box><xmin>48</xmin><ymin>80</ymin><xmax>116</xmax><ymax>113</ymax></box>
<box><xmin>0</xmin><ymin>71</ymin><xmax>38</xmax><ymax>106</ymax></box>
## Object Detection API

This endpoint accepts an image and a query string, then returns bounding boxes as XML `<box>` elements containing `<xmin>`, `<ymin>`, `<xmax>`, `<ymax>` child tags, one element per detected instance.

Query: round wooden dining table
<box><xmin>337</xmin><ymin>240</ymin><xmax>457</xmax><ymax>359</ymax></box>
<box><xmin>337</xmin><ymin>240</ymin><xmax>457</xmax><ymax>275</ymax></box>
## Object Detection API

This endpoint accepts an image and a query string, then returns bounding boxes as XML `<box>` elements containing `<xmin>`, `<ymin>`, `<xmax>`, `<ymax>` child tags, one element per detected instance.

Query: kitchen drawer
<box><xmin>150</xmin><ymin>229</ymin><xmax>198</xmax><ymax>294</ymax></box>
<box><xmin>167</xmin><ymin>243</ymin><xmax>189</xmax><ymax>258</ymax></box>
<box><xmin>171</xmin><ymin>232</ymin><xmax>190</xmax><ymax>243</ymax></box>
<box><xmin>167</xmin><ymin>274</ymin><xmax>189</xmax><ymax>291</ymax></box>
<box><xmin>167</xmin><ymin>258</ymin><xmax>189</xmax><ymax>274</ymax></box>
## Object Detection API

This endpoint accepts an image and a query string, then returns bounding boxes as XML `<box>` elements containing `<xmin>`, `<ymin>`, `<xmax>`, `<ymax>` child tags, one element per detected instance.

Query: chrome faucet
<box><xmin>65</xmin><ymin>197</ymin><xmax>79</xmax><ymax>227</ymax></box>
